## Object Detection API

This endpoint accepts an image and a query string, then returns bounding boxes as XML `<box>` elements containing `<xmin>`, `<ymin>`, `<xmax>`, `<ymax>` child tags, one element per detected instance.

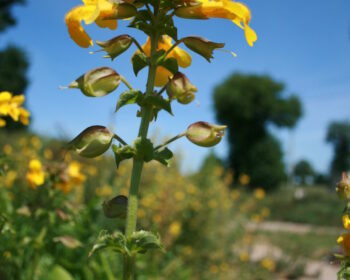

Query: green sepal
<box><xmin>134</xmin><ymin>137</ymin><xmax>154</xmax><ymax>162</ymax></box>
<box><xmin>115</xmin><ymin>90</ymin><xmax>143</xmax><ymax>112</ymax></box>
<box><xmin>89</xmin><ymin>230</ymin><xmax>127</xmax><ymax>257</ymax></box>
<box><xmin>128</xmin><ymin>230</ymin><xmax>163</xmax><ymax>254</ymax></box>
<box><xmin>132</xmin><ymin>52</ymin><xmax>149</xmax><ymax>76</ymax></box>
<box><xmin>143</xmin><ymin>95</ymin><xmax>173</xmax><ymax>115</ymax></box>
<box><xmin>112</xmin><ymin>144</ymin><xmax>135</xmax><ymax>168</ymax></box>
<box><xmin>154</xmin><ymin>147</ymin><xmax>173</xmax><ymax>167</ymax></box>
<box><xmin>102</xmin><ymin>195</ymin><xmax>128</xmax><ymax>219</ymax></box>
<box><xmin>183</xmin><ymin>36</ymin><xmax>225</xmax><ymax>62</ymax></box>
<box><xmin>159</xmin><ymin>57</ymin><xmax>178</xmax><ymax>74</ymax></box>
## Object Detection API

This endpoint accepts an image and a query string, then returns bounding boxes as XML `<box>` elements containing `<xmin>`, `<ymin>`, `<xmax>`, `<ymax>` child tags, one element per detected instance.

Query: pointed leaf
<box><xmin>116</xmin><ymin>90</ymin><xmax>143</xmax><ymax>112</ymax></box>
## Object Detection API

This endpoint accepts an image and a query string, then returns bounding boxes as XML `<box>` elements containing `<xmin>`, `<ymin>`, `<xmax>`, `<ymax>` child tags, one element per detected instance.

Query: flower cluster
<box><xmin>0</xmin><ymin>91</ymin><xmax>30</xmax><ymax>127</ymax></box>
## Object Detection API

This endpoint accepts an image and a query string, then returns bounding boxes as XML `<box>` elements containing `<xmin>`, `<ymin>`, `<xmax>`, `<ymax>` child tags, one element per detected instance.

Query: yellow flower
<box><xmin>137</xmin><ymin>36</ymin><xmax>192</xmax><ymax>87</ymax></box>
<box><xmin>260</xmin><ymin>258</ymin><xmax>276</xmax><ymax>271</ymax></box>
<box><xmin>175</xmin><ymin>0</ymin><xmax>257</xmax><ymax>47</ymax></box>
<box><xmin>338</xmin><ymin>234</ymin><xmax>350</xmax><ymax>256</ymax></box>
<box><xmin>26</xmin><ymin>159</ymin><xmax>45</xmax><ymax>189</ymax></box>
<box><xmin>168</xmin><ymin>221</ymin><xmax>182</xmax><ymax>237</ymax></box>
<box><xmin>254</xmin><ymin>187</ymin><xmax>265</xmax><ymax>199</ymax></box>
<box><xmin>239</xmin><ymin>251</ymin><xmax>249</xmax><ymax>262</ymax></box>
<box><xmin>0</xmin><ymin>92</ymin><xmax>30</xmax><ymax>127</ymax></box>
<box><xmin>65</xmin><ymin>0</ymin><xmax>118</xmax><ymax>48</ymax></box>
<box><xmin>239</xmin><ymin>173</ymin><xmax>250</xmax><ymax>185</ymax></box>
<box><xmin>343</xmin><ymin>214</ymin><xmax>350</xmax><ymax>230</ymax></box>
<box><xmin>68</xmin><ymin>161</ymin><xmax>86</xmax><ymax>185</ymax></box>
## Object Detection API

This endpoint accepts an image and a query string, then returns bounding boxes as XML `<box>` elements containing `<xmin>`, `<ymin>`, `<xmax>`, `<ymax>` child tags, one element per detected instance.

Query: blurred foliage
<box><xmin>213</xmin><ymin>73</ymin><xmax>302</xmax><ymax>190</ymax></box>
<box><xmin>293</xmin><ymin>159</ymin><xmax>315</xmax><ymax>185</ymax></box>
<box><xmin>326</xmin><ymin>121</ymin><xmax>350</xmax><ymax>183</ymax></box>
<box><xmin>0</xmin><ymin>0</ymin><xmax>30</xmax><ymax>130</ymax></box>
<box><xmin>0</xmin><ymin>0</ymin><xmax>25</xmax><ymax>32</ymax></box>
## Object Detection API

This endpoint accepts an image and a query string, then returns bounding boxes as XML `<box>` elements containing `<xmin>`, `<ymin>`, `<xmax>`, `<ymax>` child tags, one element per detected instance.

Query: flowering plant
<box><xmin>64</xmin><ymin>0</ymin><xmax>256</xmax><ymax>278</ymax></box>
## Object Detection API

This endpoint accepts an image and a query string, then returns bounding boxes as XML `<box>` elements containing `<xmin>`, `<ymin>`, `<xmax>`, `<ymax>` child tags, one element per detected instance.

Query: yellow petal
<box><xmin>155</xmin><ymin>67</ymin><xmax>173</xmax><ymax>87</ymax></box>
<box><xmin>0</xmin><ymin>91</ymin><xmax>12</xmax><ymax>102</ymax></box>
<box><xmin>0</xmin><ymin>118</ymin><xmax>6</xmax><ymax>127</ymax></box>
<box><xmin>65</xmin><ymin>5</ymin><xmax>99</xmax><ymax>48</ymax></box>
<box><xmin>244</xmin><ymin>24</ymin><xmax>257</xmax><ymax>47</ymax></box>
<box><xmin>12</xmin><ymin>94</ymin><xmax>25</xmax><ymax>105</ymax></box>
<box><xmin>95</xmin><ymin>18</ymin><xmax>117</xmax><ymax>29</ymax></box>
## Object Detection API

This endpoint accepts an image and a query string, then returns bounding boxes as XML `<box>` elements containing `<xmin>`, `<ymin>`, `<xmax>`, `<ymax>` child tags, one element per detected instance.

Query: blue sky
<box><xmin>1</xmin><ymin>0</ymin><xmax>350</xmax><ymax>173</ymax></box>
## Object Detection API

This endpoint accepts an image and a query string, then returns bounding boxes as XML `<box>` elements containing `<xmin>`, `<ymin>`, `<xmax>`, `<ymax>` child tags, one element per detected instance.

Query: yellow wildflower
<box><xmin>0</xmin><ymin>92</ymin><xmax>30</xmax><ymax>127</ymax></box>
<box><xmin>260</xmin><ymin>258</ymin><xmax>276</xmax><ymax>272</ymax></box>
<box><xmin>343</xmin><ymin>214</ymin><xmax>350</xmax><ymax>230</ymax></box>
<box><xmin>137</xmin><ymin>36</ymin><xmax>192</xmax><ymax>86</ymax></box>
<box><xmin>254</xmin><ymin>187</ymin><xmax>265</xmax><ymax>199</ymax></box>
<box><xmin>239</xmin><ymin>173</ymin><xmax>250</xmax><ymax>185</ymax></box>
<box><xmin>26</xmin><ymin>159</ymin><xmax>45</xmax><ymax>189</ymax></box>
<box><xmin>95</xmin><ymin>185</ymin><xmax>113</xmax><ymax>197</ymax></box>
<box><xmin>68</xmin><ymin>161</ymin><xmax>86</xmax><ymax>185</ymax></box>
<box><xmin>175</xmin><ymin>0</ymin><xmax>257</xmax><ymax>47</ymax></box>
<box><xmin>337</xmin><ymin>233</ymin><xmax>350</xmax><ymax>256</ymax></box>
<box><xmin>168</xmin><ymin>221</ymin><xmax>182</xmax><ymax>237</ymax></box>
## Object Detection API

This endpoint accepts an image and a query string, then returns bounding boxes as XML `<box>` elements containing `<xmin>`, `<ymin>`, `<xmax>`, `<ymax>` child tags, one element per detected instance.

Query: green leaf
<box><xmin>159</xmin><ymin>58</ymin><xmax>178</xmax><ymax>75</ymax></box>
<box><xmin>46</xmin><ymin>265</ymin><xmax>73</xmax><ymax>280</ymax></box>
<box><xmin>89</xmin><ymin>230</ymin><xmax>127</xmax><ymax>257</ymax></box>
<box><xmin>131</xmin><ymin>52</ymin><xmax>149</xmax><ymax>76</ymax></box>
<box><xmin>129</xmin><ymin>230</ymin><xmax>163</xmax><ymax>254</ymax></box>
<box><xmin>154</xmin><ymin>148</ymin><xmax>173</xmax><ymax>167</ymax></box>
<box><xmin>134</xmin><ymin>137</ymin><xmax>154</xmax><ymax>162</ymax></box>
<box><xmin>115</xmin><ymin>90</ymin><xmax>143</xmax><ymax>112</ymax></box>
<box><xmin>143</xmin><ymin>95</ymin><xmax>173</xmax><ymax>115</ymax></box>
<box><xmin>112</xmin><ymin>145</ymin><xmax>135</xmax><ymax>168</ymax></box>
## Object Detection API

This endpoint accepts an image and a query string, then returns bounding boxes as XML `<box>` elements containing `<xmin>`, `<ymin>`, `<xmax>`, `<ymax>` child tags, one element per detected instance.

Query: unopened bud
<box><xmin>336</xmin><ymin>172</ymin><xmax>350</xmax><ymax>200</ymax></box>
<box><xmin>96</xmin><ymin>35</ymin><xmax>133</xmax><ymax>60</ymax></box>
<box><xmin>102</xmin><ymin>195</ymin><xmax>128</xmax><ymax>219</ymax></box>
<box><xmin>166</xmin><ymin>72</ymin><xmax>197</xmax><ymax>104</ymax></box>
<box><xmin>186</xmin><ymin>122</ymin><xmax>227</xmax><ymax>147</ymax></box>
<box><xmin>68</xmin><ymin>126</ymin><xmax>114</xmax><ymax>158</ymax></box>
<box><xmin>183</xmin><ymin>36</ymin><xmax>225</xmax><ymax>62</ymax></box>
<box><xmin>68</xmin><ymin>67</ymin><xmax>120</xmax><ymax>97</ymax></box>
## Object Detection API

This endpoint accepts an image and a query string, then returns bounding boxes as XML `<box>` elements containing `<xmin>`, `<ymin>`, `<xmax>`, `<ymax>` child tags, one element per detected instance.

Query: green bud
<box><xmin>102</xmin><ymin>195</ymin><xmax>128</xmax><ymax>219</ymax></box>
<box><xmin>336</xmin><ymin>172</ymin><xmax>350</xmax><ymax>200</ymax></box>
<box><xmin>96</xmin><ymin>35</ymin><xmax>133</xmax><ymax>60</ymax></box>
<box><xmin>68</xmin><ymin>125</ymin><xmax>114</xmax><ymax>158</ymax></box>
<box><xmin>183</xmin><ymin>36</ymin><xmax>225</xmax><ymax>62</ymax></box>
<box><xmin>166</xmin><ymin>72</ymin><xmax>197</xmax><ymax>104</ymax></box>
<box><xmin>69</xmin><ymin>67</ymin><xmax>120</xmax><ymax>97</ymax></box>
<box><xmin>186</xmin><ymin>122</ymin><xmax>227</xmax><ymax>147</ymax></box>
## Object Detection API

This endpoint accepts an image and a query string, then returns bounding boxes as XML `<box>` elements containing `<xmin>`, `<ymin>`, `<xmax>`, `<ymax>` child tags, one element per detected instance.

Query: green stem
<box><xmin>99</xmin><ymin>253</ymin><xmax>115</xmax><ymax>280</ymax></box>
<box><xmin>154</xmin><ymin>132</ymin><xmax>186</xmax><ymax>151</ymax></box>
<box><xmin>120</xmin><ymin>76</ymin><xmax>133</xmax><ymax>90</ymax></box>
<box><xmin>122</xmin><ymin>12</ymin><xmax>160</xmax><ymax>280</ymax></box>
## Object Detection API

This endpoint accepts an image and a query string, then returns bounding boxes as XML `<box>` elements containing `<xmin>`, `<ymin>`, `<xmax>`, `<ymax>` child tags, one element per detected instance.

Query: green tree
<box><xmin>293</xmin><ymin>159</ymin><xmax>314</xmax><ymax>185</ymax></box>
<box><xmin>213</xmin><ymin>73</ymin><xmax>302</xmax><ymax>190</ymax></box>
<box><xmin>326</xmin><ymin>121</ymin><xmax>350</xmax><ymax>183</ymax></box>
<box><xmin>0</xmin><ymin>0</ymin><xmax>29</xmax><ymax>129</ymax></box>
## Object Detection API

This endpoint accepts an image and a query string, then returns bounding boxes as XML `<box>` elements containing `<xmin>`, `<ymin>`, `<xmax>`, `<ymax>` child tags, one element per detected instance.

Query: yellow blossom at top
<box><xmin>343</xmin><ymin>214</ymin><xmax>350</xmax><ymax>230</ymax></box>
<box><xmin>65</xmin><ymin>0</ymin><xmax>119</xmax><ymax>48</ymax></box>
<box><xmin>175</xmin><ymin>0</ymin><xmax>257</xmax><ymax>47</ymax></box>
<box><xmin>26</xmin><ymin>159</ymin><xmax>45</xmax><ymax>189</ymax></box>
<box><xmin>137</xmin><ymin>36</ymin><xmax>192</xmax><ymax>87</ymax></box>
<box><xmin>168</xmin><ymin>221</ymin><xmax>182</xmax><ymax>237</ymax></box>
<box><xmin>0</xmin><ymin>91</ymin><xmax>30</xmax><ymax>127</ymax></box>
<box><xmin>337</xmin><ymin>233</ymin><xmax>350</xmax><ymax>256</ymax></box>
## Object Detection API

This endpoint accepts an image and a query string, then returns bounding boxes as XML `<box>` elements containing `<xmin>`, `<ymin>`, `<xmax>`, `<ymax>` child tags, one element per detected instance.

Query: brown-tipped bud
<box><xmin>102</xmin><ymin>195</ymin><xmax>128</xmax><ymax>219</ymax></box>
<box><xmin>103</xmin><ymin>3</ymin><xmax>137</xmax><ymax>19</ymax></box>
<box><xmin>68</xmin><ymin>126</ymin><xmax>114</xmax><ymax>158</ymax></box>
<box><xmin>166</xmin><ymin>72</ymin><xmax>197</xmax><ymax>104</ymax></box>
<box><xmin>183</xmin><ymin>36</ymin><xmax>225</xmax><ymax>62</ymax></box>
<box><xmin>96</xmin><ymin>35</ymin><xmax>133</xmax><ymax>60</ymax></box>
<box><xmin>336</xmin><ymin>172</ymin><xmax>350</xmax><ymax>200</ymax></box>
<box><xmin>186</xmin><ymin>122</ymin><xmax>227</xmax><ymax>147</ymax></box>
<box><xmin>68</xmin><ymin>67</ymin><xmax>120</xmax><ymax>97</ymax></box>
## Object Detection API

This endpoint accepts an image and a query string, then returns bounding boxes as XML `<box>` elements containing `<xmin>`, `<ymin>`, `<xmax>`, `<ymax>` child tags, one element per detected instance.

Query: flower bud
<box><xmin>166</xmin><ymin>72</ymin><xmax>197</xmax><ymax>104</ymax></box>
<box><xmin>102</xmin><ymin>195</ymin><xmax>128</xmax><ymax>219</ymax></box>
<box><xmin>186</xmin><ymin>122</ymin><xmax>227</xmax><ymax>147</ymax></box>
<box><xmin>183</xmin><ymin>36</ymin><xmax>225</xmax><ymax>62</ymax></box>
<box><xmin>68</xmin><ymin>67</ymin><xmax>120</xmax><ymax>97</ymax></box>
<box><xmin>96</xmin><ymin>35</ymin><xmax>133</xmax><ymax>60</ymax></box>
<box><xmin>68</xmin><ymin>125</ymin><xmax>114</xmax><ymax>158</ymax></box>
<box><xmin>336</xmin><ymin>172</ymin><xmax>350</xmax><ymax>200</ymax></box>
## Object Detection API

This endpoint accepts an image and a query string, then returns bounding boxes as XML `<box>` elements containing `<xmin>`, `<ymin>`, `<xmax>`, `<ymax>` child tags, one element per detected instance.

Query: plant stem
<box><xmin>154</xmin><ymin>132</ymin><xmax>186</xmax><ymax>151</ymax></box>
<box><xmin>122</xmin><ymin>11</ymin><xmax>159</xmax><ymax>280</ymax></box>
